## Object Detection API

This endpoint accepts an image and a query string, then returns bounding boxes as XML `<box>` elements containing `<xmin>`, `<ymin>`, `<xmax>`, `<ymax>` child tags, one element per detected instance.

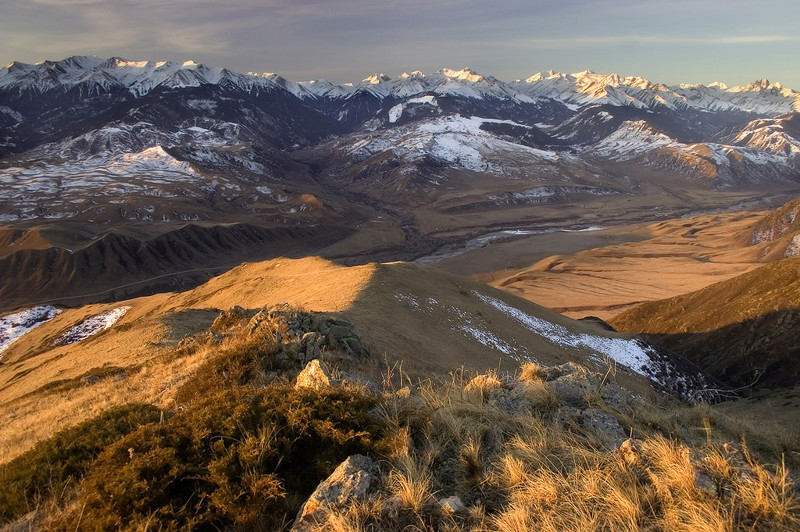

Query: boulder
<box><xmin>619</xmin><ymin>438</ymin><xmax>644</xmax><ymax>467</ymax></box>
<box><xmin>292</xmin><ymin>455</ymin><xmax>380</xmax><ymax>531</ymax></box>
<box><xmin>295</xmin><ymin>360</ymin><xmax>334</xmax><ymax>390</ymax></box>
<box><xmin>489</xmin><ymin>387</ymin><xmax>529</xmax><ymax>415</ymax></box>
<box><xmin>299</xmin><ymin>332</ymin><xmax>325</xmax><ymax>363</ymax></box>
<box><xmin>439</xmin><ymin>495</ymin><xmax>467</xmax><ymax>514</ymax></box>
<box><xmin>550</xmin><ymin>377</ymin><xmax>591</xmax><ymax>407</ymax></box>
<box><xmin>581</xmin><ymin>409</ymin><xmax>627</xmax><ymax>449</ymax></box>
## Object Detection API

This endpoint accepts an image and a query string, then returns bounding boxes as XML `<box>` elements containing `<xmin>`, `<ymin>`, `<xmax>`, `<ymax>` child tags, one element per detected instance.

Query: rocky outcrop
<box><xmin>247</xmin><ymin>304</ymin><xmax>370</xmax><ymax>363</ymax></box>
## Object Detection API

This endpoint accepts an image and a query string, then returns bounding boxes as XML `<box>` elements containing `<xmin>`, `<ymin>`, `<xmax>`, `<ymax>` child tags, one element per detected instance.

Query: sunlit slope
<box><xmin>0</xmin><ymin>257</ymin><xmax>721</xmax><ymax>462</ymax></box>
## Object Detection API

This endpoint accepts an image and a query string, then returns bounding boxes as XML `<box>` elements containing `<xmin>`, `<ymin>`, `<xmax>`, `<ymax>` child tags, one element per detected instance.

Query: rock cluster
<box><xmin>246</xmin><ymin>304</ymin><xmax>369</xmax><ymax>363</ymax></box>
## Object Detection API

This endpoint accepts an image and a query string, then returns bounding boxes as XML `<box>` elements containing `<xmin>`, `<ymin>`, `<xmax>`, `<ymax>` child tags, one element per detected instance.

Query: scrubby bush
<box><xmin>47</xmin><ymin>384</ymin><xmax>380</xmax><ymax>531</ymax></box>
<box><xmin>0</xmin><ymin>403</ymin><xmax>161</xmax><ymax>523</ymax></box>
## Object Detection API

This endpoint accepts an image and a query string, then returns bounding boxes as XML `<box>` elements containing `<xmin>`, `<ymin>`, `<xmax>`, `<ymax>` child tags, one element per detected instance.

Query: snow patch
<box><xmin>785</xmin><ymin>234</ymin><xmax>800</xmax><ymax>258</ymax></box>
<box><xmin>474</xmin><ymin>292</ymin><xmax>668</xmax><ymax>385</ymax></box>
<box><xmin>54</xmin><ymin>306</ymin><xmax>131</xmax><ymax>346</ymax></box>
<box><xmin>388</xmin><ymin>104</ymin><xmax>403</xmax><ymax>124</ymax></box>
<box><xmin>394</xmin><ymin>293</ymin><xmax>528</xmax><ymax>359</ymax></box>
<box><xmin>0</xmin><ymin>306</ymin><xmax>62</xmax><ymax>356</ymax></box>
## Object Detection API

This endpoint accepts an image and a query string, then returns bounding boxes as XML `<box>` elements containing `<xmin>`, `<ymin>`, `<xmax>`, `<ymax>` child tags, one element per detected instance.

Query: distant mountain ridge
<box><xmin>2</xmin><ymin>55</ymin><xmax>799</xmax><ymax>224</ymax></box>
<box><xmin>3</xmin><ymin>56</ymin><xmax>798</xmax><ymax>115</ymax></box>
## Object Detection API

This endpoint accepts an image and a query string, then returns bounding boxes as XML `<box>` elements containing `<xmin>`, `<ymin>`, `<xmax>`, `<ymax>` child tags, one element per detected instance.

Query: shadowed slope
<box><xmin>611</xmin><ymin>257</ymin><xmax>800</xmax><ymax>388</ymax></box>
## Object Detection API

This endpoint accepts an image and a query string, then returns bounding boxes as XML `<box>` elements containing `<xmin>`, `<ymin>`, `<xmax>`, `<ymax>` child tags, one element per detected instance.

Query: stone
<box><xmin>295</xmin><ymin>360</ymin><xmax>333</xmax><ymax>390</ymax></box>
<box><xmin>541</xmin><ymin>362</ymin><xmax>586</xmax><ymax>381</ymax></box>
<box><xmin>299</xmin><ymin>332</ymin><xmax>324</xmax><ymax>363</ymax></box>
<box><xmin>550</xmin><ymin>378</ymin><xmax>591</xmax><ymax>407</ymax></box>
<box><xmin>695</xmin><ymin>469</ymin><xmax>715</xmax><ymax>493</ymax></box>
<box><xmin>619</xmin><ymin>438</ymin><xmax>644</xmax><ymax>467</ymax></box>
<box><xmin>439</xmin><ymin>495</ymin><xmax>467</xmax><ymax>514</ymax></box>
<box><xmin>329</xmin><ymin>324</ymin><xmax>352</xmax><ymax>341</ymax></box>
<box><xmin>599</xmin><ymin>385</ymin><xmax>624</xmax><ymax>407</ymax></box>
<box><xmin>292</xmin><ymin>454</ymin><xmax>379</xmax><ymax>531</ymax></box>
<box><xmin>82</xmin><ymin>374</ymin><xmax>101</xmax><ymax>385</ymax></box>
<box><xmin>481</xmin><ymin>426</ymin><xmax>506</xmax><ymax>458</ymax></box>
<box><xmin>381</xmin><ymin>495</ymin><xmax>403</xmax><ymax>520</ymax></box>
<box><xmin>489</xmin><ymin>387</ymin><xmax>529</xmax><ymax>415</ymax></box>
<box><xmin>554</xmin><ymin>406</ymin><xmax>583</xmax><ymax>427</ymax></box>
<box><xmin>581</xmin><ymin>409</ymin><xmax>627</xmax><ymax>449</ymax></box>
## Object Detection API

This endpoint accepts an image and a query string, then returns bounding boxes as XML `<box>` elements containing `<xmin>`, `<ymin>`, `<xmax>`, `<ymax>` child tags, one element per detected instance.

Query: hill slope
<box><xmin>0</xmin><ymin>257</ymin><xmax>718</xmax><ymax>463</ymax></box>
<box><xmin>611</xmin><ymin>257</ymin><xmax>800</xmax><ymax>388</ymax></box>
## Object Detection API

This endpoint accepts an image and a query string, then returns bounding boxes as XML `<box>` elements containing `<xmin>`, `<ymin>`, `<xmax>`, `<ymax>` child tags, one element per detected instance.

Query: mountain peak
<box><xmin>399</xmin><ymin>70</ymin><xmax>425</xmax><ymax>79</ymax></box>
<box><xmin>441</xmin><ymin>68</ymin><xmax>484</xmax><ymax>83</ymax></box>
<box><xmin>362</xmin><ymin>73</ymin><xmax>391</xmax><ymax>84</ymax></box>
<box><xmin>572</xmin><ymin>69</ymin><xmax>597</xmax><ymax>78</ymax></box>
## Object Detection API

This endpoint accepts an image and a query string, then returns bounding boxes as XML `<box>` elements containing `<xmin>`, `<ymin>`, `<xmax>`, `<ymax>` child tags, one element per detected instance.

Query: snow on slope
<box><xmin>727</xmin><ymin>118</ymin><xmax>800</xmax><ymax>157</ymax></box>
<box><xmin>54</xmin><ymin>306</ymin><xmax>131</xmax><ymax>346</ymax></box>
<box><xmin>591</xmin><ymin>120</ymin><xmax>679</xmax><ymax>159</ymax></box>
<box><xmin>583</xmin><ymin>118</ymin><xmax>798</xmax><ymax>185</ymax></box>
<box><xmin>340</xmin><ymin>115</ymin><xmax>560</xmax><ymax>174</ymax></box>
<box><xmin>394</xmin><ymin>289</ymin><xmax>713</xmax><ymax>400</ymax></box>
<box><xmin>2</xmin><ymin>57</ymin><xmax>797</xmax><ymax>116</ymax></box>
<box><xmin>395</xmin><ymin>293</ymin><xmax>527</xmax><ymax>359</ymax></box>
<box><xmin>0</xmin><ymin>305</ymin><xmax>62</xmax><ymax>357</ymax></box>
<box><xmin>0</xmin><ymin>56</ymin><xmax>282</xmax><ymax>97</ymax></box>
<box><xmin>388</xmin><ymin>95</ymin><xmax>438</xmax><ymax>123</ymax></box>
<box><xmin>0</xmin><ymin>145</ymin><xmax>228</xmax><ymax>221</ymax></box>
<box><xmin>473</xmin><ymin>292</ymin><xmax>713</xmax><ymax>399</ymax></box>
<box><xmin>514</xmin><ymin>70</ymin><xmax>800</xmax><ymax>115</ymax></box>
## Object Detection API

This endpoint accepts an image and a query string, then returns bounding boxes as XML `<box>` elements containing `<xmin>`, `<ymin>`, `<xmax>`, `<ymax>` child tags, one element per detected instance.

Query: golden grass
<box><xmin>2</xmin><ymin>298</ymin><xmax>798</xmax><ymax>531</ymax></box>
<box><xmin>0</xmin><ymin>342</ymin><xmax>215</xmax><ymax>463</ymax></box>
<box><xmin>320</xmin><ymin>366</ymin><xmax>800</xmax><ymax>532</ymax></box>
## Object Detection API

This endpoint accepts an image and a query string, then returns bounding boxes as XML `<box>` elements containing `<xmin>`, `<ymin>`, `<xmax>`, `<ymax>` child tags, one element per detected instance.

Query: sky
<box><xmin>1</xmin><ymin>0</ymin><xmax>799</xmax><ymax>89</ymax></box>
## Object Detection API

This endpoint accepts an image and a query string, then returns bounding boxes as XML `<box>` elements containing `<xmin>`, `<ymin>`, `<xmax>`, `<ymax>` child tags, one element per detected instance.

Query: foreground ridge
<box><xmin>1</xmin><ymin>302</ymin><xmax>796</xmax><ymax>530</ymax></box>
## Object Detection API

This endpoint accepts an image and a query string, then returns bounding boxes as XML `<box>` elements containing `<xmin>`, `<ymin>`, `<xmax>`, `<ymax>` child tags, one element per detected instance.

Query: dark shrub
<box><xmin>56</xmin><ymin>384</ymin><xmax>380</xmax><ymax>531</ymax></box>
<box><xmin>0</xmin><ymin>403</ymin><xmax>161</xmax><ymax>523</ymax></box>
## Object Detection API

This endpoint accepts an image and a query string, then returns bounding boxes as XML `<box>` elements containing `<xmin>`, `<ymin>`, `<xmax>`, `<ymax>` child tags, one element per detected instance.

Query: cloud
<box><xmin>487</xmin><ymin>34</ymin><xmax>800</xmax><ymax>49</ymax></box>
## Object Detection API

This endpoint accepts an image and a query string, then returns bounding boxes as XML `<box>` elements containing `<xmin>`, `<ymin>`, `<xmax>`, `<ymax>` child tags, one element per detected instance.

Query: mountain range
<box><xmin>2</xmin><ymin>56</ymin><xmax>800</xmax><ymax>310</ymax></box>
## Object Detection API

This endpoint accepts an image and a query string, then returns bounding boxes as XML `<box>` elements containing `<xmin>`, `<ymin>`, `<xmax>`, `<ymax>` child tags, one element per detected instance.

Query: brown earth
<box><xmin>475</xmin><ymin>209</ymin><xmax>787</xmax><ymax>320</ymax></box>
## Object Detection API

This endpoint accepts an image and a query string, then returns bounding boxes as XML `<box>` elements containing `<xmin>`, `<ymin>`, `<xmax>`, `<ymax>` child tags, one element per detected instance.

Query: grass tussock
<box><xmin>310</xmin><ymin>368</ymin><xmax>800</xmax><ymax>532</ymax></box>
<box><xmin>44</xmin><ymin>384</ymin><xmax>379</xmax><ymax>531</ymax></box>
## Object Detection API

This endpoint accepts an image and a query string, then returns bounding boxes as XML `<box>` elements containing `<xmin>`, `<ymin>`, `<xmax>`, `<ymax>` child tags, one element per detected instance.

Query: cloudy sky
<box><xmin>2</xmin><ymin>0</ymin><xmax>798</xmax><ymax>88</ymax></box>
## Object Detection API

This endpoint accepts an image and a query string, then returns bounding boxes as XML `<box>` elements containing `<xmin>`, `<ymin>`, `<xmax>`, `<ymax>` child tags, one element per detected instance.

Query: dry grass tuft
<box><xmin>518</xmin><ymin>361</ymin><xmax>545</xmax><ymax>383</ymax></box>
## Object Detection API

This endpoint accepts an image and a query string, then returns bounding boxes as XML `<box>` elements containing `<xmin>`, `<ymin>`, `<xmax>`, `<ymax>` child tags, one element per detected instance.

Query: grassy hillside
<box><xmin>1</xmin><ymin>304</ymin><xmax>797</xmax><ymax>531</ymax></box>
<box><xmin>2</xmin><ymin>257</ymin><xmax>717</xmax><ymax>463</ymax></box>
<box><xmin>611</xmin><ymin>257</ymin><xmax>800</xmax><ymax>388</ymax></box>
